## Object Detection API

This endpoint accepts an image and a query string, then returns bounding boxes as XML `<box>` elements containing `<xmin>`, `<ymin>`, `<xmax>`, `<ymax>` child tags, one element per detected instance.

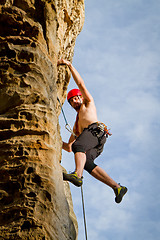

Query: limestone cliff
<box><xmin>0</xmin><ymin>0</ymin><xmax>84</xmax><ymax>239</ymax></box>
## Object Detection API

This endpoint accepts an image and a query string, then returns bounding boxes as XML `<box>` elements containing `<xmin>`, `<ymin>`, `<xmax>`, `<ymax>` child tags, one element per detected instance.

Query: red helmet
<box><xmin>67</xmin><ymin>89</ymin><xmax>82</xmax><ymax>102</ymax></box>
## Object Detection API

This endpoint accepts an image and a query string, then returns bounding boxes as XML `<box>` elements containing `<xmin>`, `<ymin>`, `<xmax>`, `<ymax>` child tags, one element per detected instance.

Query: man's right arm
<box><xmin>62</xmin><ymin>134</ymin><xmax>75</xmax><ymax>152</ymax></box>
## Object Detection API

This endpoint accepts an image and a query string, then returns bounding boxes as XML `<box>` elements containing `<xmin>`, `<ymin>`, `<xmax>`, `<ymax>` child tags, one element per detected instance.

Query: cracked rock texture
<box><xmin>0</xmin><ymin>0</ymin><xmax>84</xmax><ymax>239</ymax></box>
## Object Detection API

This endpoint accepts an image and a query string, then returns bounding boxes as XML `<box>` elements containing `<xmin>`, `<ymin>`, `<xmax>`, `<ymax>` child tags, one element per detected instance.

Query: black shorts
<box><xmin>72</xmin><ymin>123</ymin><xmax>107</xmax><ymax>173</ymax></box>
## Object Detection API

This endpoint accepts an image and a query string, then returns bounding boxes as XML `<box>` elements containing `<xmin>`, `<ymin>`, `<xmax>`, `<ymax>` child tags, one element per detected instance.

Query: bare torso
<box><xmin>73</xmin><ymin>100</ymin><xmax>98</xmax><ymax>135</ymax></box>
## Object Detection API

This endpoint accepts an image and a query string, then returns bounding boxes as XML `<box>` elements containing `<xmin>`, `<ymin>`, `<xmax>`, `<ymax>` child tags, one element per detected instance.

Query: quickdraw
<box><xmin>57</xmin><ymin>97</ymin><xmax>77</xmax><ymax>138</ymax></box>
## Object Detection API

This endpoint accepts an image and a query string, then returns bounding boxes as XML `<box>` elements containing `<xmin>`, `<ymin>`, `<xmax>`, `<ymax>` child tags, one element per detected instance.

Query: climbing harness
<box><xmin>88</xmin><ymin>122</ymin><xmax>112</xmax><ymax>139</ymax></box>
<box><xmin>96</xmin><ymin>122</ymin><xmax>112</xmax><ymax>136</ymax></box>
<box><xmin>57</xmin><ymin>97</ymin><xmax>77</xmax><ymax>138</ymax></box>
<box><xmin>57</xmin><ymin>96</ymin><xmax>88</xmax><ymax>240</ymax></box>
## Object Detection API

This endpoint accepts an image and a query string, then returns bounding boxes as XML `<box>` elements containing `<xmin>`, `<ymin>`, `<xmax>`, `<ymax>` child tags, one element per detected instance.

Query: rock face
<box><xmin>0</xmin><ymin>0</ymin><xmax>84</xmax><ymax>239</ymax></box>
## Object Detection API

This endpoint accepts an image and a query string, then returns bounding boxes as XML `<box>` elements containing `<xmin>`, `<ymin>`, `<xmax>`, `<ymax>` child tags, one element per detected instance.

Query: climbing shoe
<box><xmin>114</xmin><ymin>185</ymin><xmax>128</xmax><ymax>203</ymax></box>
<box><xmin>63</xmin><ymin>171</ymin><xmax>83</xmax><ymax>187</ymax></box>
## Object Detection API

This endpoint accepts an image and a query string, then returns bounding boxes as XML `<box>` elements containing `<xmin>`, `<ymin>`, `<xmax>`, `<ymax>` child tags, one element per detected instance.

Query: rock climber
<box><xmin>57</xmin><ymin>59</ymin><xmax>127</xmax><ymax>203</ymax></box>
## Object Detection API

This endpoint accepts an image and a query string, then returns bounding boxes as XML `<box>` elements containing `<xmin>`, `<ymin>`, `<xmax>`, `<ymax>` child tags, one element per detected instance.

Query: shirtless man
<box><xmin>58</xmin><ymin>59</ymin><xmax>127</xmax><ymax>203</ymax></box>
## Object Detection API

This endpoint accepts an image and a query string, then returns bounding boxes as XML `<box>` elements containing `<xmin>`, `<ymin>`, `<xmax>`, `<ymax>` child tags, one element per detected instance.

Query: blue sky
<box><xmin>59</xmin><ymin>0</ymin><xmax>160</xmax><ymax>239</ymax></box>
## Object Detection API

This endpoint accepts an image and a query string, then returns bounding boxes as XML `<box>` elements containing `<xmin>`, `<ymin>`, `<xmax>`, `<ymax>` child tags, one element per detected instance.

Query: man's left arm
<box><xmin>58</xmin><ymin>59</ymin><xmax>93</xmax><ymax>103</ymax></box>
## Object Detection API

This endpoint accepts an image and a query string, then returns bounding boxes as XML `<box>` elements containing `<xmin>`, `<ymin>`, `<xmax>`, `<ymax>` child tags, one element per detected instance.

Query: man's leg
<box><xmin>63</xmin><ymin>128</ymin><xmax>98</xmax><ymax>187</ymax></box>
<box><xmin>91</xmin><ymin>165</ymin><xmax>119</xmax><ymax>189</ymax></box>
<box><xmin>91</xmin><ymin>165</ymin><xmax>128</xmax><ymax>203</ymax></box>
<box><xmin>63</xmin><ymin>151</ymin><xmax>86</xmax><ymax>187</ymax></box>
<box><xmin>74</xmin><ymin>152</ymin><xmax>86</xmax><ymax>178</ymax></box>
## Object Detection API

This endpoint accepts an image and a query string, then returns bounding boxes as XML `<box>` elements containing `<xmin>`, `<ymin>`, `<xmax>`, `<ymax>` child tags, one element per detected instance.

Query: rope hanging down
<box><xmin>57</xmin><ymin>96</ymin><xmax>88</xmax><ymax>240</ymax></box>
<box><xmin>81</xmin><ymin>185</ymin><xmax>88</xmax><ymax>240</ymax></box>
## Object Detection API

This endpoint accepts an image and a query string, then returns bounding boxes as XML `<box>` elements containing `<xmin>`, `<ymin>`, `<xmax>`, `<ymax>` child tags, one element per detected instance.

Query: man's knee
<box><xmin>72</xmin><ymin>141</ymin><xmax>86</xmax><ymax>154</ymax></box>
<box><xmin>84</xmin><ymin>161</ymin><xmax>97</xmax><ymax>174</ymax></box>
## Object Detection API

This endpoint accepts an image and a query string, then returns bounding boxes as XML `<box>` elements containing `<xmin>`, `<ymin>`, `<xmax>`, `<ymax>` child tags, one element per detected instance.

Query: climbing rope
<box><xmin>81</xmin><ymin>185</ymin><xmax>88</xmax><ymax>240</ymax></box>
<box><xmin>57</xmin><ymin>97</ymin><xmax>77</xmax><ymax>138</ymax></box>
<box><xmin>57</xmin><ymin>96</ymin><xmax>88</xmax><ymax>240</ymax></box>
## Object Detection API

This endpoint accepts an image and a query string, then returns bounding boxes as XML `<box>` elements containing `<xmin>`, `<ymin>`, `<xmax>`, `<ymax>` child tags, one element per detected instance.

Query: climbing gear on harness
<box><xmin>67</xmin><ymin>88</ymin><xmax>82</xmax><ymax>102</ymax></box>
<box><xmin>63</xmin><ymin>171</ymin><xmax>83</xmax><ymax>187</ymax></box>
<box><xmin>96</xmin><ymin>122</ymin><xmax>112</xmax><ymax>136</ymax></box>
<box><xmin>88</xmin><ymin>122</ymin><xmax>112</xmax><ymax>139</ymax></box>
<box><xmin>57</xmin><ymin>97</ymin><xmax>77</xmax><ymax>138</ymax></box>
<box><xmin>114</xmin><ymin>184</ymin><xmax>128</xmax><ymax>203</ymax></box>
